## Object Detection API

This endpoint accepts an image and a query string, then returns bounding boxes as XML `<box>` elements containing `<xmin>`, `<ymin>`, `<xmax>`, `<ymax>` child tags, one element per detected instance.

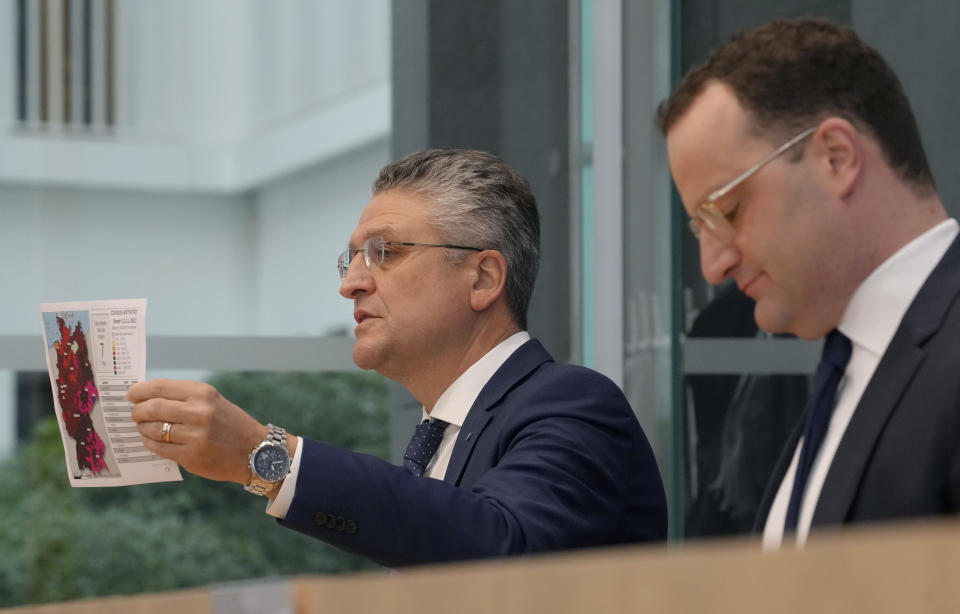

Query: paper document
<box><xmin>38</xmin><ymin>298</ymin><xmax>182</xmax><ymax>487</ymax></box>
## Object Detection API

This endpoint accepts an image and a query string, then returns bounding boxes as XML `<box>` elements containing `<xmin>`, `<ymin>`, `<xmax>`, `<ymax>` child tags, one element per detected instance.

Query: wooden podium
<box><xmin>5</xmin><ymin>519</ymin><xmax>959</xmax><ymax>613</ymax></box>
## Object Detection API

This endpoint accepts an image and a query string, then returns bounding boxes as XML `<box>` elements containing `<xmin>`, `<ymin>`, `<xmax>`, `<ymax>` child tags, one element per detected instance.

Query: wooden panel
<box><xmin>292</xmin><ymin>519</ymin><xmax>960</xmax><ymax>614</ymax></box>
<box><xmin>5</xmin><ymin>519</ymin><xmax>959</xmax><ymax>613</ymax></box>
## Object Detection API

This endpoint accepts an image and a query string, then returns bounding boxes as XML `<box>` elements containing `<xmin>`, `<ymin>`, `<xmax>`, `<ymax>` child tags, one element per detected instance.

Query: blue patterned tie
<box><xmin>403</xmin><ymin>418</ymin><xmax>449</xmax><ymax>476</ymax></box>
<box><xmin>784</xmin><ymin>329</ymin><xmax>852</xmax><ymax>532</ymax></box>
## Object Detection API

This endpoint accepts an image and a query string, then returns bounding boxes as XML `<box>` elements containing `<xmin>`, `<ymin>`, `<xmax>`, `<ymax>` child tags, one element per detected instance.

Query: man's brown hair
<box><xmin>656</xmin><ymin>19</ymin><xmax>935</xmax><ymax>194</ymax></box>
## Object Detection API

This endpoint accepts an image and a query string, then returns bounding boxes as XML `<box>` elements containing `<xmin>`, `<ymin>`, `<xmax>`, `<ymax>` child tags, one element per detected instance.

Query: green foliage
<box><xmin>0</xmin><ymin>371</ymin><xmax>390</xmax><ymax>608</ymax></box>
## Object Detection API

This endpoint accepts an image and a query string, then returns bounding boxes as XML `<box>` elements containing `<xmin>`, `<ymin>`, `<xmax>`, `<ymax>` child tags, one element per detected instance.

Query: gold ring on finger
<box><xmin>161</xmin><ymin>421</ymin><xmax>173</xmax><ymax>443</ymax></box>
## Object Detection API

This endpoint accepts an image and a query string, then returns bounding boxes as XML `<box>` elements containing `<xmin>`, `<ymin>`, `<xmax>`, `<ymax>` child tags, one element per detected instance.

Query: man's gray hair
<box><xmin>373</xmin><ymin>149</ymin><xmax>540</xmax><ymax>329</ymax></box>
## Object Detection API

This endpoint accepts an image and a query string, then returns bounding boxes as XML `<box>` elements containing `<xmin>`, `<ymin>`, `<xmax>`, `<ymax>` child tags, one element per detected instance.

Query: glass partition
<box><xmin>1</xmin><ymin>0</ymin><xmax>391</xmax><ymax>606</ymax></box>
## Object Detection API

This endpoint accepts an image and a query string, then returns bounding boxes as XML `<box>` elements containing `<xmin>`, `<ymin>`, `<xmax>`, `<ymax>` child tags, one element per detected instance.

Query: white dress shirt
<box><xmin>266</xmin><ymin>331</ymin><xmax>531</xmax><ymax>518</ymax></box>
<box><xmin>420</xmin><ymin>331</ymin><xmax>530</xmax><ymax>480</ymax></box>
<box><xmin>763</xmin><ymin>219</ymin><xmax>958</xmax><ymax>549</ymax></box>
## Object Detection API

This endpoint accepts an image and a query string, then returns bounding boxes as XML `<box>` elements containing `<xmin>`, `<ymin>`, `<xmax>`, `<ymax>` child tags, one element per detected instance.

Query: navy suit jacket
<box><xmin>756</xmin><ymin>234</ymin><xmax>960</xmax><ymax>532</ymax></box>
<box><xmin>279</xmin><ymin>339</ymin><xmax>667</xmax><ymax>567</ymax></box>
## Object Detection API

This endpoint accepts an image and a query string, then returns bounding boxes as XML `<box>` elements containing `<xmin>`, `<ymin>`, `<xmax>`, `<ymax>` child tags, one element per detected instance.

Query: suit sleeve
<box><xmin>277</xmin><ymin>366</ymin><xmax>666</xmax><ymax>567</ymax></box>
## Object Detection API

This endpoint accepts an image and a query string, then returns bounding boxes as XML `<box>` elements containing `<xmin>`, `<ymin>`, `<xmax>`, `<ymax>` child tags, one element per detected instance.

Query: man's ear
<box><xmin>469</xmin><ymin>250</ymin><xmax>508</xmax><ymax>312</ymax></box>
<box><xmin>814</xmin><ymin>117</ymin><xmax>863</xmax><ymax>199</ymax></box>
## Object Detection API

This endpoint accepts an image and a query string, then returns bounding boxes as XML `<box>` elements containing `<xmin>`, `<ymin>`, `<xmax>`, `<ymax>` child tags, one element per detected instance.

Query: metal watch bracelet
<box><xmin>245</xmin><ymin>424</ymin><xmax>289</xmax><ymax>496</ymax></box>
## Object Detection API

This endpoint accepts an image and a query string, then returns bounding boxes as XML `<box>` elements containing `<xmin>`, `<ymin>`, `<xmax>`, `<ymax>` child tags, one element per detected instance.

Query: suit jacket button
<box><xmin>345</xmin><ymin>519</ymin><xmax>358</xmax><ymax>534</ymax></box>
<box><xmin>313</xmin><ymin>512</ymin><xmax>328</xmax><ymax>527</ymax></box>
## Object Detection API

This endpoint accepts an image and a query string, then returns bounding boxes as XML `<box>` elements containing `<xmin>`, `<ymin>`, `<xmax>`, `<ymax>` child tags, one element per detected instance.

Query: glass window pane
<box><xmin>1</xmin><ymin>369</ymin><xmax>389</xmax><ymax>605</ymax></box>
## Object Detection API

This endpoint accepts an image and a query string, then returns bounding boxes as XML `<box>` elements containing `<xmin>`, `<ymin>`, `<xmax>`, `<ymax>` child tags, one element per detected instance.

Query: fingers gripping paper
<box><xmin>38</xmin><ymin>299</ymin><xmax>182</xmax><ymax>487</ymax></box>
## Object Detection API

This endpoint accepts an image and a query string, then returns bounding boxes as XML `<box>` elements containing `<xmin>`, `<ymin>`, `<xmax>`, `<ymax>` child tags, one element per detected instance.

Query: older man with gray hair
<box><xmin>129</xmin><ymin>148</ymin><xmax>667</xmax><ymax>567</ymax></box>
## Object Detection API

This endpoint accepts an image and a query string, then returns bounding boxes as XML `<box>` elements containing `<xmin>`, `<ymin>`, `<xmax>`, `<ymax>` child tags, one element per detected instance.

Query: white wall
<box><xmin>0</xmin><ymin>184</ymin><xmax>256</xmax><ymax>335</ymax></box>
<box><xmin>117</xmin><ymin>0</ymin><xmax>390</xmax><ymax>145</ymax></box>
<box><xmin>247</xmin><ymin>0</ymin><xmax>390</xmax><ymax>136</ymax></box>
<box><xmin>253</xmin><ymin>139</ymin><xmax>389</xmax><ymax>336</ymax></box>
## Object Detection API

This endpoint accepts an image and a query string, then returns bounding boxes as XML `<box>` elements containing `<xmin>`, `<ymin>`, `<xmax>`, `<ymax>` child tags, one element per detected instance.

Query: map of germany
<box><xmin>52</xmin><ymin>314</ymin><xmax>108</xmax><ymax>475</ymax></box>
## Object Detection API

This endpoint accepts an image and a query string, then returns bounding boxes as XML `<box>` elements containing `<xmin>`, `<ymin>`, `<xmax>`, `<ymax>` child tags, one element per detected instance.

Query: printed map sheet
<box><xmin>39</xmin><ymin>299</ymin><xmax>182</xmax><ymax>487</ymax></box>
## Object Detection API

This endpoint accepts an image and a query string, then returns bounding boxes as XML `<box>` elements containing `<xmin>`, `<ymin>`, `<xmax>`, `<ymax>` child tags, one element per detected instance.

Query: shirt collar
<box><xmin>839</xmin><ymin>219</ymin><xmax>958</xmax><ymax>357</ymax></box>
<box><xmin>422</xmin><ymin>331</ymin><xmax>531</xmax><ymax>427</ymax></box>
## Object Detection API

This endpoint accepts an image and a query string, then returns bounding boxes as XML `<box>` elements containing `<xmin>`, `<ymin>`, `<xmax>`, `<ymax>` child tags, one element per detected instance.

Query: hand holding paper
<box><xmin>128</xmin><ymin>379</ymin><xmax>285</xmax><ymax>485</ymax></box>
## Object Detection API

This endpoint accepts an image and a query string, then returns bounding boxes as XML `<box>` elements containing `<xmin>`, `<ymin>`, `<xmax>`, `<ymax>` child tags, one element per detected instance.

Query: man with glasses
<box><xmin>657</xmin><ymin>19</ymin><xmax>960</xmax><ymax>548</ymax></box>
<box><xmin>128</xmin><ymin>149</ymin><xmax>667</xmax><ymax>566</ymax></box>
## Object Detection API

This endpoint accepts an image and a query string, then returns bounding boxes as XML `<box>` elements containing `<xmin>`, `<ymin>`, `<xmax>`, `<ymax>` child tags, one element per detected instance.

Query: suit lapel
<box><xmin>443</xmin><ymin>339</ymin><xmax>553</xmax><ymax>485</ymax></box>
<box><xmin>813</xmin><ymin>233</ymin><xmax>960</xmax><ymax>525</ymax></box>
<box><xmin>812</xmin><ymin>335</ymin><xmax>925</xmax><ymax>524</ymax></box>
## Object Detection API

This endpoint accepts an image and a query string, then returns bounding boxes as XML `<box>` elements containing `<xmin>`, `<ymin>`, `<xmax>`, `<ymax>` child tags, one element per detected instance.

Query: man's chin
<box><xmin>752</xmin><ymin>301</ymin><xmax>792</xmax><ymax>336</ymax></box>
<box><xmin>352</xmin><ymin>343</ymin><xmax>382</xmax><ymax>372</ymax></box>
<box><xmin>753</xmin><ymin>302</ymin><xmax>828</xmax><ymax>339</ymax></box>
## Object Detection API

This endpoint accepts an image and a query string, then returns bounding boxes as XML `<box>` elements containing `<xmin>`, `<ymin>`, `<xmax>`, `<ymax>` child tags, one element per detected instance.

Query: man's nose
<box><xmin>339</xmin><ymin>254</ymin><xmax>374</xmax><ymax>299</ymax></box>
<box><xmin>699</xmin><ymin>233</ymin><xmax>741</xmax><ymax>285</ymax></box>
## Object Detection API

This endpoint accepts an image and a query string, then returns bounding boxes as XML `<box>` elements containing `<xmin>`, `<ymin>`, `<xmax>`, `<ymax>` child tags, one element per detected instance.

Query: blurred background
<box><xmin>2</xmin><ymin>0</ymin><xmax>959</xmax><ymax>607</ymax></box>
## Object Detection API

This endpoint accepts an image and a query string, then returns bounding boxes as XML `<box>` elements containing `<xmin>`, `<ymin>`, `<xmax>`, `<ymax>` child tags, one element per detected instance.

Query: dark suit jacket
<box><xmin>756</xmin><ymin>234</ymin><xmax>960</xmax><ymax>532</ymax></box>
<box><xmin>279</xmin><ymin>339</ymin><xmax>667</xmax><ymax>567</ymax></box>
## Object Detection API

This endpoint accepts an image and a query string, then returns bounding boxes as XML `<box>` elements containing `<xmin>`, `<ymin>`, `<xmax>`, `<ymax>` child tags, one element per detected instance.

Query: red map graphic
<box><xmin>54</xmin><ymin>316</ymin><xmax>108</xmax><ymax>475</ymax></box>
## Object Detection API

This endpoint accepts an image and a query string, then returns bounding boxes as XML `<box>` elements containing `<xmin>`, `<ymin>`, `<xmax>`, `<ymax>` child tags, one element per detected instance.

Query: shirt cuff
<box><xmin>265</xmin><ymin>435</ymin><xmax>302</xmax><ymax>519</ymax></box>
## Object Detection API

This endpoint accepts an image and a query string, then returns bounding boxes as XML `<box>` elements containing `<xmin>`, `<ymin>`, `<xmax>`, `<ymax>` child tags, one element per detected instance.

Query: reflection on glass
<box><xmin>0</xmin><ymin>370</ymin><xmax>389</xmax><ymax>607</ymax></box>
<box><xmin>683</xmin><ymin>284</ymin><xmax>810</xmax><ymax>536</ymax></box>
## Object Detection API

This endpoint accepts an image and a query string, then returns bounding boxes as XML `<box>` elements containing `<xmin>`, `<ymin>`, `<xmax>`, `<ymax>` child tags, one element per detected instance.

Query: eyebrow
<box><xmin>694</xmin><ymin>176</ymin><xmax>731</xmax><ymax>207</ymax></box>
<box><xmin>349</xmin><ymin>225</ymin><xmax>399</xmax><ymax>248</ymax></box>
<box><xmin>371</xmin><ymin>225</ymin><xmax>400</xmax><ymax>239</ymax></box>
<box><xmin>682</xmin><ymin>178</ymin><xmax>716</xmax><ymax>211</ymax></box>
<box><xmin>695</xmin><ymin>174</ymin><xmax>744</xmax><ymax>209</ymax></box>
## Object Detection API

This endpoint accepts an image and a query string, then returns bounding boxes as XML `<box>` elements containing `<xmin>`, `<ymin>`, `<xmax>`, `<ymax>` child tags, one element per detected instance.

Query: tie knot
<box><xmin>421</xmin><ymin>417</ymin><xmax>449</xmax><ymax>433</ymax></box>
<box><xmin>821</xmin><ymin>329</ymin><xmax>852</xmax><ymax>372</ymax></box>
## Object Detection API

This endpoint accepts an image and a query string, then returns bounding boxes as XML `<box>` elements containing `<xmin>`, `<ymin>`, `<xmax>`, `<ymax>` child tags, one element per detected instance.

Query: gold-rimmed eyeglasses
<box><xmin>337</xmin><ymin>235</ymin><xmax>485</xmax><ymax>279</ymax></box>
<box><xmin>688</xmin><ymin>126</ymin><xmax>817</xmax><ymax>244</ymax></box>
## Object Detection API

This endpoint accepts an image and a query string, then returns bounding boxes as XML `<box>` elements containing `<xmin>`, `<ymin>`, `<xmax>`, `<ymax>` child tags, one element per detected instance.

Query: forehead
<box><xmin>665</xmin><ymin>81</ymin><xmax>769</xmax><ymax>207</ymax></box>
<box><xmin>350</xmin><ymin>189</ymin><xmax>437</xmax><ymax>244</ymax></box>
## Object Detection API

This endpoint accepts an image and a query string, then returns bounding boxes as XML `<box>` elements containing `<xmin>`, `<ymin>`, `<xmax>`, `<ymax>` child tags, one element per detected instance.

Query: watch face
<box><xmin>253</xmin><ymin>444</ymin><xmax>290</xmax><ymax>482</ymax></box>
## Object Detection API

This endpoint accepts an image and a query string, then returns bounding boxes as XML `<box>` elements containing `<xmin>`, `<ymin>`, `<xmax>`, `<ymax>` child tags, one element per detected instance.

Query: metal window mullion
<box><xmin>590</xmin><ymin>0</ymin><xmax>624</xmax><ymax>387</ymax></box>
<box><xmin>45</xmin><ymin>0</ymin><xmax>64</xmax><ymax>126</ymax></box>
<box><xmin>39</xmin><ymin>0</ymin><xmax>48</xmax><ymax>122</ymax></box>
<box><xmin>683</xmin><ymin>338</ymin><xmax>821</xmax><ymax>375</ymax></box>
<box><xmin>90</xmin><ymin>0</ymin><xmax>105</xmax><ymax>127</ymax></box>
<box><xmin>69</xmin><ymin>0</ymin><xmax>85</xmax><ymax>126</ymax></box>
<box><xmin>104</xmin><ymin>0</ymin><xmax>114</xmax><ymax>126</ymax></box>
<box><xmin>1</xmin><ymin>335</ymin><xmax>360</xmax><ymax>372</ymax></box>
<box><xmin>16</xmin><ymin>0</ymin><xmax>27</xmax><ymax>122</ymax></box>
<box><xmin>26</xmin><ymin>0</ymin><xmax>41</xmax><ymax>124</ymax></box>
<box><xmin>82</xmin><ymin>0</ymin><xmax>92</xmax><ymax>125</ymax></box>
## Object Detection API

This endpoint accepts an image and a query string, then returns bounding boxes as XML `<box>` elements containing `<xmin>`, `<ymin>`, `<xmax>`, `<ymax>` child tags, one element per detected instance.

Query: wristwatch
<box><xmin>245</xmin><ymin>424</ymin><xmax>291</xmax><ymax>496</ymax></box>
